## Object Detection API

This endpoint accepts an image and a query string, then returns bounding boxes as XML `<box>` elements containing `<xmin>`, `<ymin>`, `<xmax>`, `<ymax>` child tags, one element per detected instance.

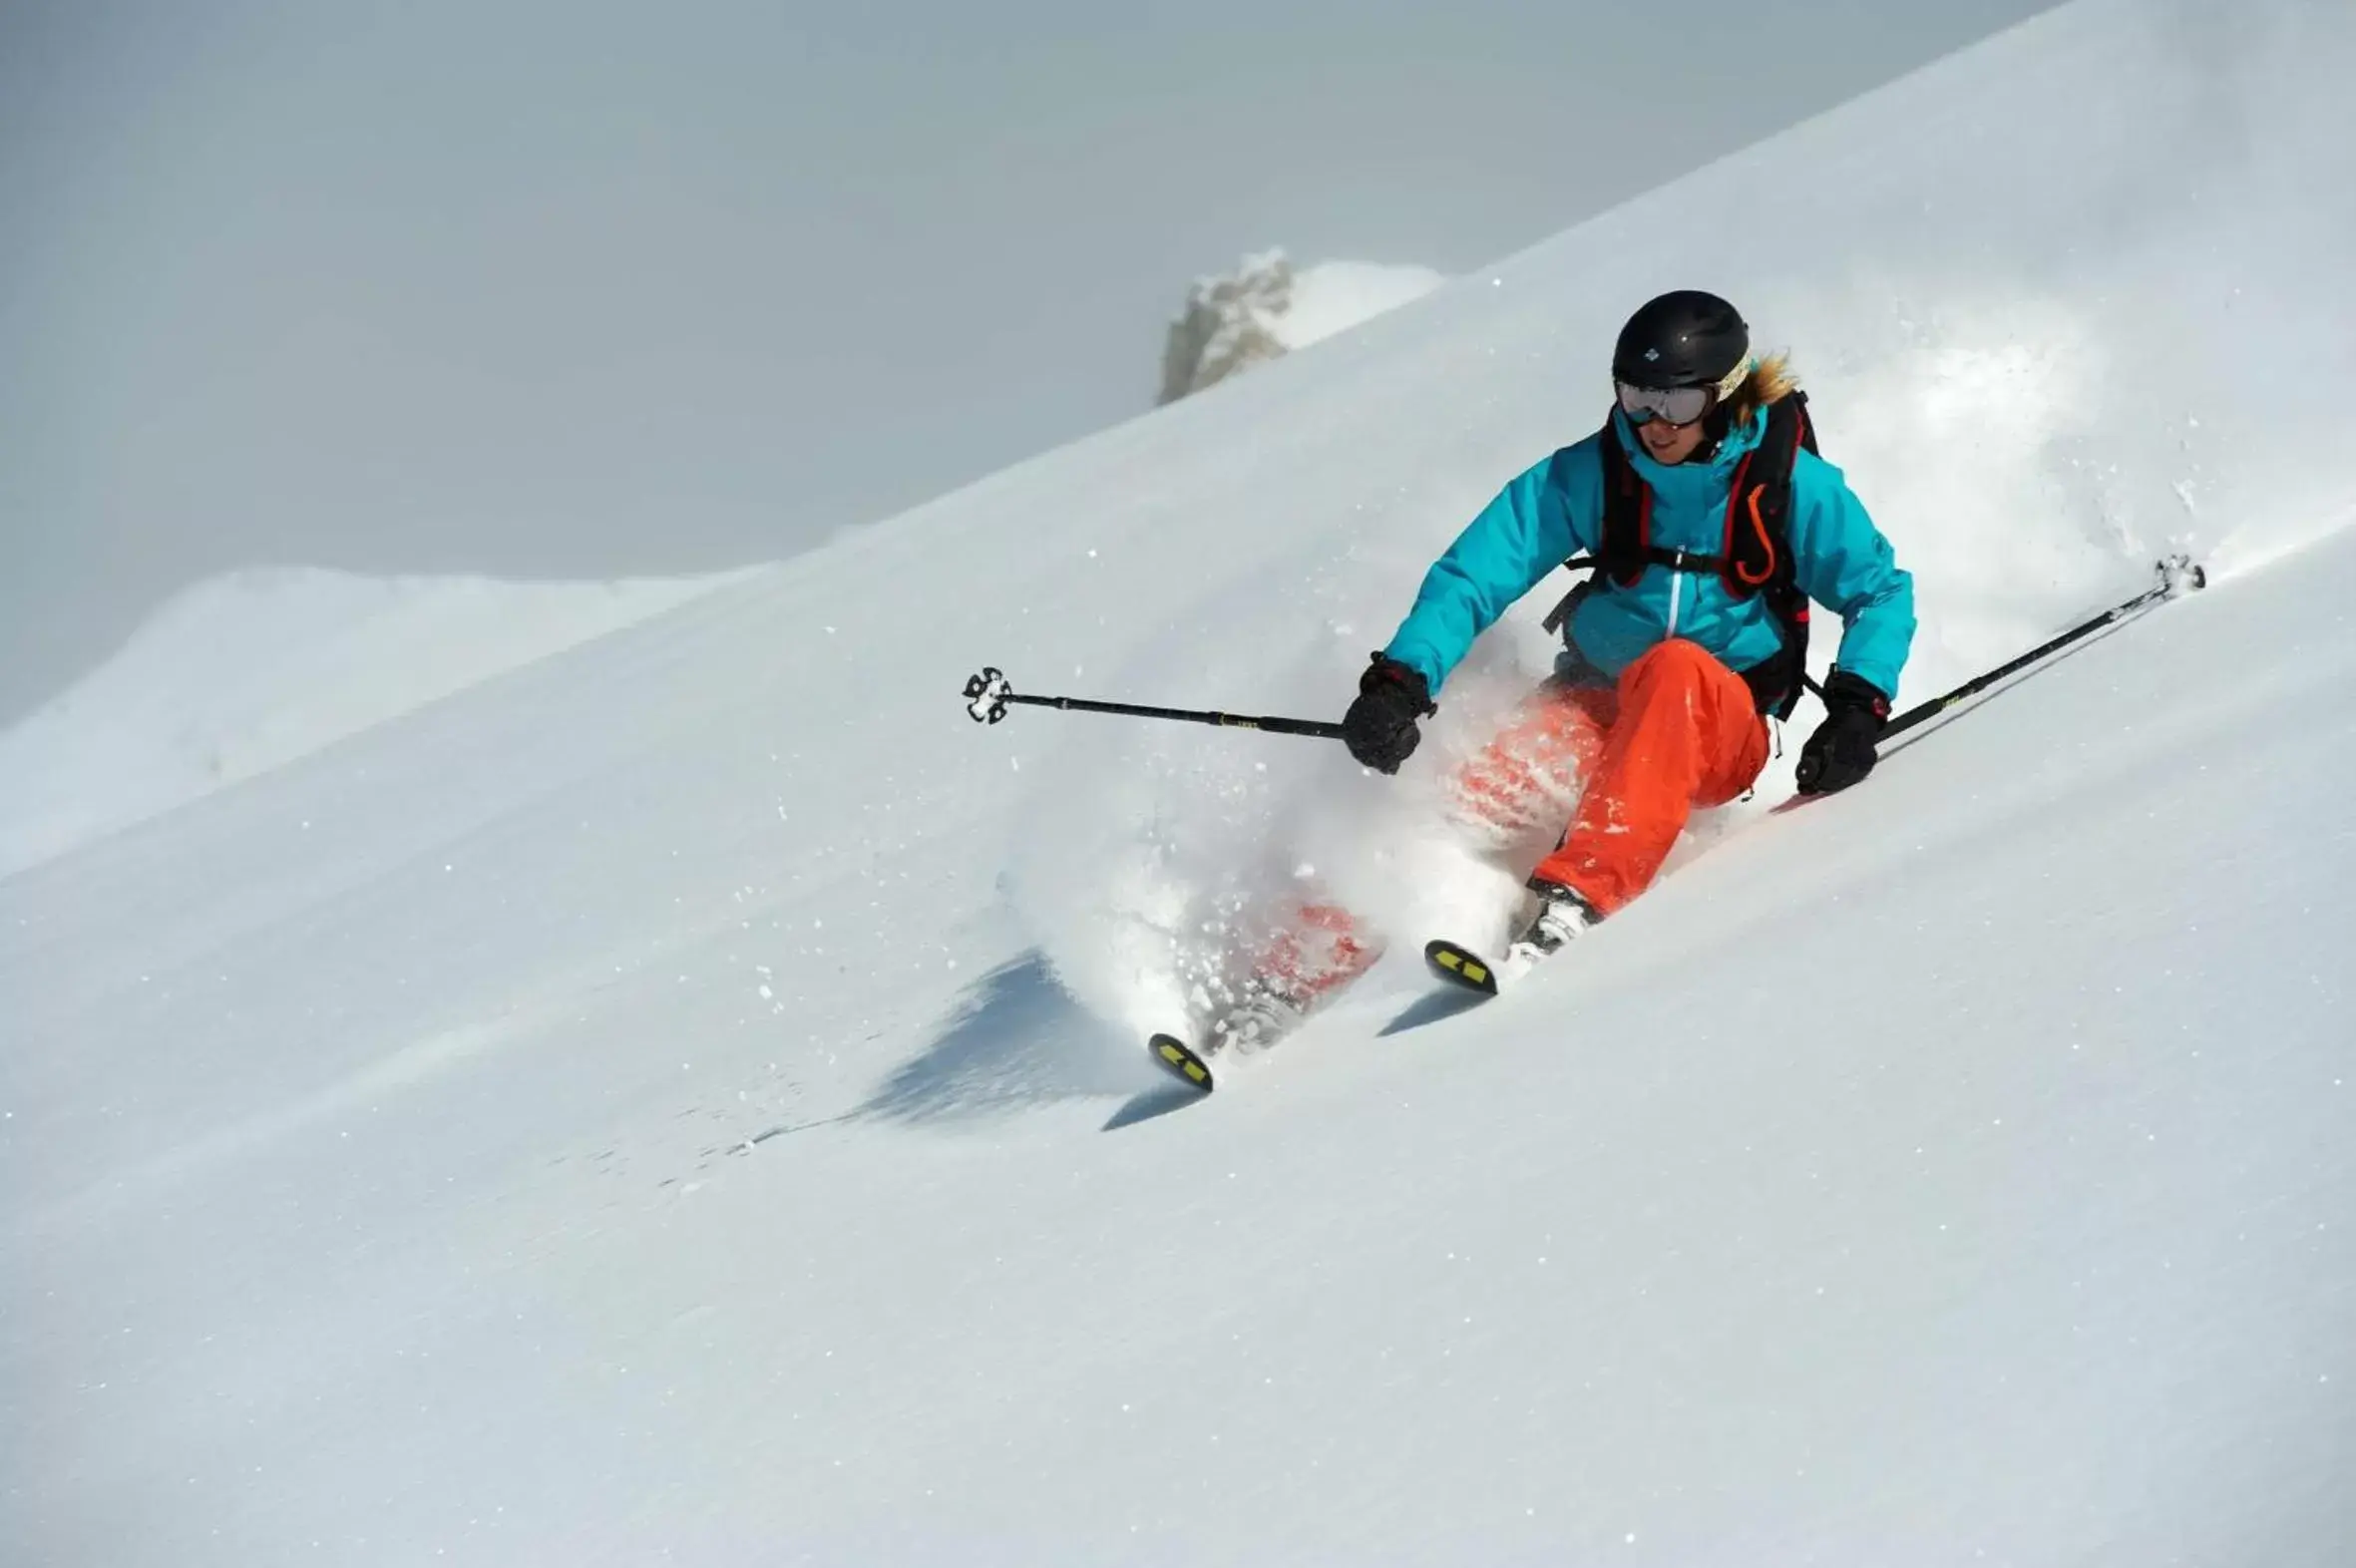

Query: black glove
<box><xmin>1796</xmin><ymin>669</ymin><xmax>1891</xmax><ymax>795</ymax></box>
<box><xmin>1342</xmin><ymin>654</ymin><xmax>1435</xmax><ymax>774</ymax></box>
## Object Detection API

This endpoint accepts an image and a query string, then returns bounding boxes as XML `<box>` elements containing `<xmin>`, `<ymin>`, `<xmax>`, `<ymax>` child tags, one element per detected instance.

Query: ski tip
<box><xmin>1147</xmin><ymin>1033</ymin><xmax>1216</xmax><ymax>1092</ymax></box>
<box><xmin>1423</xmin><ymin>939</ymin><xmax>1499</xmax><ymax>995</ymax></box>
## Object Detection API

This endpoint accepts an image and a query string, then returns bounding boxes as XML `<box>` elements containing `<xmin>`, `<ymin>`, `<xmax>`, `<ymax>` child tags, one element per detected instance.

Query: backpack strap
<box><xmin>1724</xmin><ymin>392</ymin><xmax>1814</xmax><ymax>717</ymax></box>
<box><xmin>1590</xmin><ymin>416</ymin><xmax>1649</xmax><ymax>588</ymax></box>
<box><xmin>1720</xmin><ymin>391</ymin><xmax>1812</xmax><ymax>599</ymax></box>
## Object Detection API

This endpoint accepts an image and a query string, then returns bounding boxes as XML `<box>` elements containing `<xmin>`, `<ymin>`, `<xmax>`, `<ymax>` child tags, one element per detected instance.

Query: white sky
<box><xmin>0</xmin><ymin>0</ymin><xmax>2055</xmax><ymax>722</ymax></box>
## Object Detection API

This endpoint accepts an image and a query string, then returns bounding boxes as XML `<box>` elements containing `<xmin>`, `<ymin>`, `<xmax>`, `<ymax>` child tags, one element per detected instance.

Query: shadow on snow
<box><xmin>858</xmin><ymin>950</ymin><xmax>1162</xmax><ymax>1126</ymax></box>
<box><xmin>1376</xmin><ymin>985</ymin><xmax>1488</xmax><ymax>1037</ymax></box>
<box><xmin>1100</xmin><ymin>1084</ymin><xmax>1204</xmax><ymax>1130</ymax></box>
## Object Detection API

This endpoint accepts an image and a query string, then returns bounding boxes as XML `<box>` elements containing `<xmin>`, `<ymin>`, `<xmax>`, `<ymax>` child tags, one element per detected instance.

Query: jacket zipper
<box><xmin>1665</xmin><ymin>569</ymin><xmax>1683</xmax><ymax>640</ymax></box>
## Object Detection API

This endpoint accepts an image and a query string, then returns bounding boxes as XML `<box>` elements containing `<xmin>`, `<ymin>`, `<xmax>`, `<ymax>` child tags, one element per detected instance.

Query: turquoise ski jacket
<box><xmin>1381</xmin><ymin>407</ymin><xmax>1915</xmax><ymax>702</ymax></box>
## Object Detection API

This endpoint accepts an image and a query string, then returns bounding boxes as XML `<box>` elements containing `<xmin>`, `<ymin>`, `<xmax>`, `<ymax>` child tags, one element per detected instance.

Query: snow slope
<box><xmin>0</xmin><ymin>567</ymin><xmax>737</xmax><ymax>876</ymax></box>
<box><xmin>6</xmin><ymin>1</ymin><xmax>2355</xmax><ymax>1563</ymax></box>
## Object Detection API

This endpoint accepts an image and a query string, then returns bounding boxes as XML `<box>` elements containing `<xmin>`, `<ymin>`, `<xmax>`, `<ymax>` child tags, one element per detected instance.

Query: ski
<box><xmin>1424</xmin><ymin>939</ymin><xmax>1503</xmax><ymax>996</ymax></box>
<box><xmin>1147</xmin><ymin>1032</ymin><xmax>1218</xmax><ymax>1093</ymax></box>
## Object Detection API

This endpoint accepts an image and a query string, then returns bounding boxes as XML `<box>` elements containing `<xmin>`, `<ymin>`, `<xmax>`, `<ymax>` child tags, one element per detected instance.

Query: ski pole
<box><xmin>960</xmin><ymin>666</ymin><xmax>1348</xmax><ymax>740</ymax></box>
<box><xmin>1881</xmin><ymin>555</ymin><xmax>2205</xmax><ymax>744</ymax></box>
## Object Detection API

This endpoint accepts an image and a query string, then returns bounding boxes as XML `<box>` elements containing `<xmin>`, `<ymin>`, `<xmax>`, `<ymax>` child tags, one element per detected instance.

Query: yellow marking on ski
<box><xmin>1435</xmin><ymin>950</ymin><xmax>1462</xmax><ymax>972</ymax></box>
<box><xmin>1461</xmin><ymin>962</ymin><xmax>1489</xmax><ymax>985</ymax></box>
<box><xmin>1156</xmin><ymin>1040</ymin><xmax>1210</xmax><ymax>1084</ymax></box>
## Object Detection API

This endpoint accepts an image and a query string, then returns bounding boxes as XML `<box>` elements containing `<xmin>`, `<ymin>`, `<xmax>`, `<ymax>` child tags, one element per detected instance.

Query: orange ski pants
<box><xmin>1457</xmin><ymin>638</ymin><xmax>1769</xmax><ymax>917</ymax></box>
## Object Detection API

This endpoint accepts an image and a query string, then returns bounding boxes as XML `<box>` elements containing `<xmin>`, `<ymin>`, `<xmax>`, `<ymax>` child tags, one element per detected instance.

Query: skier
<box><xmin>1341</xmin><ymin>289</ymin><xmax>1915</xmax><ymax>970</ymax></box>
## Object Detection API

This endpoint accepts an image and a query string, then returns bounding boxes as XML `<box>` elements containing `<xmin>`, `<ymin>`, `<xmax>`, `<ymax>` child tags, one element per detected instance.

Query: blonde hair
<box><xmin>1722</xmin><ymin>353</ymin><xmax>1799</xmax><ymax>429</ymax></box>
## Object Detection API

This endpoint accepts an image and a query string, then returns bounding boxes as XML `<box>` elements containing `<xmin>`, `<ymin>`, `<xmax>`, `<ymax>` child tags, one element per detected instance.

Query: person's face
<box><xmin>1637</xmin><ymin>414</ymin><xmax>1708</xmax><ymax>464</ymax></box>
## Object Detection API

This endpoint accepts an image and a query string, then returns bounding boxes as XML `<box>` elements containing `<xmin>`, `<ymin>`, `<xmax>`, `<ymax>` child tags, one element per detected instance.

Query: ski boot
<box><xmin>1503</xmin><ymin>877</ymin><xmax>1599</xmax><ymax>974</ymax></box>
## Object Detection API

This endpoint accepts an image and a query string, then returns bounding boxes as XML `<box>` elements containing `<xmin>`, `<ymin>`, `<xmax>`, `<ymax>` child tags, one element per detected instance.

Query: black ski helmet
<box><xmin>1612</xmin><ymin>290</ymin><xmax>1750</xmax><ymax>389</ymax></box>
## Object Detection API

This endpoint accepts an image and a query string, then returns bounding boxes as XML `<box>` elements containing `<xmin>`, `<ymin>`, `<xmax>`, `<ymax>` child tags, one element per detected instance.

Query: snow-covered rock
<box><xmin>1157</xmin><ymin>248</ymin><xmax>1444</xmax><ymax>403</ymax></box>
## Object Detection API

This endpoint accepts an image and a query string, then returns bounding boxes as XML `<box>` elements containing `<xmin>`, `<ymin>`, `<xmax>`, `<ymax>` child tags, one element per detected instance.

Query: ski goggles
<box><xmin>1614</xmin><ymin>356</ymin><xmax>1755</xmax><ymax>427</ymax></box>
<box><xmin>1614</xmin><ymin>382</ymin><xmax>1715</xmax><ymax>427</ymax></box>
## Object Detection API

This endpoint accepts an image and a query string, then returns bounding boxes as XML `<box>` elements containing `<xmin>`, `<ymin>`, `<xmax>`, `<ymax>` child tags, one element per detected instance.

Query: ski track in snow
<box><xmin>5</xmin><ymin>1</ymin><xmax>2356</xmax><ymax>1563</ymax></box>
